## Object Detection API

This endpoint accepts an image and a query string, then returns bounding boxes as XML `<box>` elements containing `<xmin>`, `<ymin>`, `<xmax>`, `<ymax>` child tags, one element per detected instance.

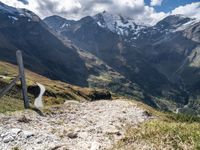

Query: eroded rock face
<box><xmin>88</xmin><ymin>90</ymin><xmax>112</xmax><ymax>101</ymax></box>
<box><xmin>0</xmin><ymin>100</ymin><xmax>151</xmax><ymax>150</ymax></box>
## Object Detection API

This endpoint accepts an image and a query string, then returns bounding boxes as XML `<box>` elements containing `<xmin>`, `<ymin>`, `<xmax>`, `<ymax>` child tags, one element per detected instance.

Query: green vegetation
<box><xmin>0</xmin><ymin>61</ymin><xmax>111</xmax><ymax>113</ymax></box>
<box><xmin>0</xmin><ymin>96</ymin><xmax>24</xmax><ymax>113</ymax></box>
<box><xmin>12</xmin><ymin>147</ymin><xmax>20</xmax><ymax>150</ymax></box>
<box><xmin>112</xmin><ymin>101</ymin><xmax>200</xmax><ymax>150</ymax></box>
<box><xmin>2</xmin><ymin>61</ymin><xmax>200</xmax><ymax>149</ymax></box>
<box><xmin>167</xmin><ymin>113</ymin><xmax>200</xmax><ymax>123</ymax></box>
<box><xmin>113</xmin><ymin>120</ymin><xmax>200</xmax><ymax>150</ymax></box>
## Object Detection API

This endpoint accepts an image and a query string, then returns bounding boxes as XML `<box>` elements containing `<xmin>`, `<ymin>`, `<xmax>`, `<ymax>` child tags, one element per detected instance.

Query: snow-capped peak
<box><xmin>93</xmin><ymin>11</ymin><xmax>125</xmax><ymax>32</ymax></box>
<box><xmin>0</xmin><ymin>2</ymin><xmax>18</xmax><ymax>15</ymax></box>
<box><xmin>174</xmin><ymin>18</ymin><xmax>199</xmax><ymax>32</ymax></box>
<box><xmin>93</xmin><ymin>11</ymin><xmax>146</xmax><ymax>37</ymax></box>
<box><xmin>0</xmin><ymin>2</ymin><xmax>40</xmax><ymax>22</ymax></box>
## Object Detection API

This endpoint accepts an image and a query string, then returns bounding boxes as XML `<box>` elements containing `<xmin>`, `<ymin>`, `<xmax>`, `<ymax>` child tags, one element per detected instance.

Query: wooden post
<box><xmin>0</xmin><ymin>76</ymin><xmax>20</xmax><ymax>98</ymax></box>
<box><xmin>16</xmin><ymin>50</ymin><xmax>30</xmax><ymax>109</ymax></box>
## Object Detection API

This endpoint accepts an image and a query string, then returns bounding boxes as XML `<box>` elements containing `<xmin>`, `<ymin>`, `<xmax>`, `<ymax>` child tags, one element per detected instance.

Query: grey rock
<box><xmin>0</xmin><ymin>100</ymin><xmax>150</xmax><ymax>150</ymax></box>
<box><xmin>1</xmin><ymin>132</ymin><xmax>9</xmax><ymax>138</ymax></box>
<box><xmin>67</xmin><ymin>132</ymin><xmax>78</xmax><ymax>139</ymax></box>
<box><xmin>36</xmin><ymin>139</ymin><xmax>43</xmax><ymax>144</ymax></box>
<box><xmin>23</xmin><ymin>131</ymin><xmax>34</xmax><ymax>138</ymax></box>
<box><xmin>3</xmin><ymin>135</ymin><xmax>14</xmax><ymax>143</ymax></box>
<box><xmin>11</xmin><ymin>128</ymin><xmax>22</xmax><ymax>135</ymax></box>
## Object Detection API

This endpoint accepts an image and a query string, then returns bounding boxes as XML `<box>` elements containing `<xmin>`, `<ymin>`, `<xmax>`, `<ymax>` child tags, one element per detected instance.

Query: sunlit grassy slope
<box><xmin>112</xmin><ymin>100</ymin><xmax>200</xmax><ymax>150</ymax></box>
<box><xmin>0</xmin><ymin>61</ymin><xmax>111</xmax><ymax>113</ymax></box>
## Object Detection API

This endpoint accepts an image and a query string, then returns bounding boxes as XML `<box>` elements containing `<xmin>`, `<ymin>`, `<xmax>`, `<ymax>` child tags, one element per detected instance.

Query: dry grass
<box><xmin>112</xmin><ymin>100</ymin><xmax>200</xmax><ymax>150</ymax></box>
<box><xmin>0</xmin><ymin>96</ymin><xmax>24</xmax><ymax>113</ymax></box>
<box><xmin>113</xmin><ymin>120</ymin><xmax>200</xmax><ymax>150</ymax></box>
<box><xmin>0</xmin><ymin>61</ymin><xmax>110</xmax><ymax>113</ymax></box>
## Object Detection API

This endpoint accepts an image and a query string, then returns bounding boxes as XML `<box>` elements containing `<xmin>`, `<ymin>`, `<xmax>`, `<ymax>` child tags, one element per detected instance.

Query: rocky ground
<box><xmin>0</xmin><ymin>99</ymin><xmax>151</xmax><ymax>150</ymax></box>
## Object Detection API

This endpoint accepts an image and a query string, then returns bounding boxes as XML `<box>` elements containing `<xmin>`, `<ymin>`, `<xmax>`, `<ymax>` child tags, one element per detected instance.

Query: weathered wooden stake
<box><xmin>0</xmin><ymin>76</ymin><xmax>20</xmax><ymax>98</ymax></box>
<box><xmin>16</xmin><ymin>50</ymin><xmax>30</xmax><ymax>109</ymax></box>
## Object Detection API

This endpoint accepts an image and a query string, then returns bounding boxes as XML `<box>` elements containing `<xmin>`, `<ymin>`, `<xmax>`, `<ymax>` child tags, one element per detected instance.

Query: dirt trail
<box><xmin>0</xmin><ymin>99</ymin><xmax>150</xmax><ymax>150</ymax></box>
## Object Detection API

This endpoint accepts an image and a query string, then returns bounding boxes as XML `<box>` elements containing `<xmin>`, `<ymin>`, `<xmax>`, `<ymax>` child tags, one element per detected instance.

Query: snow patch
<box><xmin>97</xmin><ymin>21</ymin><xmax>105</xmax><ymax>28</ymax></box>
<box><xmin>174</xmin><ymin>19</ymin><xmax>199</xmax><ymax>32</ymax></box>
<box><xmin>93</xmin><ymin>12</ymin><xmax>146</xmax><ymax>37</ymax></box>
<box><xmin>60</xmin><ymin>23</ymin><xmax>69</xmax><ymax>29</ymax></box>
<box><xmin>0</xmin><ymin>2</ymin><xmax>39</xmax><ymax>22</ymax></box>
<box><xmin>8</xmin><ymin>16</ymin><xmax>18</xmax><ymax>21</ymax></box>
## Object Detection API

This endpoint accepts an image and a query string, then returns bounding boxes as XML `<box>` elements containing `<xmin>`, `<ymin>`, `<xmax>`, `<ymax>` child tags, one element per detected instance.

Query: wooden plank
<box><xmin>0</xmin><ymin>76</ymin><xmax>20</xmax><ymax>98</ymax></box>
<box><xmin>16</xmin><ymin>50</ymin><xmax>30</xmax><ymax>109</ymax></box>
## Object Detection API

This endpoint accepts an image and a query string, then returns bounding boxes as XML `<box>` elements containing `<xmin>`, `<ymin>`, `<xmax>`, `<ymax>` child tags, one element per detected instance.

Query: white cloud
<box><xmin>0</xmin><ymin>0</ymin><xmax>162</xmax><ymax>25</ymax></box>
<box><xmin>150</xmin><ymin>0</ymin><xmax>163</xmax><ymax>6</ymax></box>
<box><xmin>171</xmin><ymin>2</ymin><xmax>200</xmax><ymax>20</ymax></box>
<box><xmin>0</xmin><ymin>0</ymin><xmax>82</xmax><ymax>18</ymax></box>
<box><xmin>140</xmin><ymin>6</ymin><xmax>168</xmax><ymax>25</ymax></box>
<box><xmin>0</xmin><ymin>0</ymin><xmax>199</xmax><ymax>26</ymax></box>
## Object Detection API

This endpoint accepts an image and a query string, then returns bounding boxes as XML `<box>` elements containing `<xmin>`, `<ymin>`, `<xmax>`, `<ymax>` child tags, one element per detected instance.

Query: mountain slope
<box><xmin>0</xmin><ymin>3</ymin><xmax>147</xmax><ymax>105</ymax></box>
<box><xmin>44</xmin><ymin>13</ymin><xmax>190</xmax><ymax>110</ymax></box>
<box><xmin>0</xmin><ymin>61</ymin><xmax>111</xmax><ymax>113</ymax></box>
<box><xmin>1</xmin><ymin>2</ymin><xmax>200</xmax><ymax>113</ymax></box>
<box><xmin>136</xmin><ymin>16</ymin><xmax>200</xmax><ymax>90</ymax></box>
<box><xmin>0</xmin><ymin>2</ymin><xmax>89</xmax><ymax>86</ymax></box>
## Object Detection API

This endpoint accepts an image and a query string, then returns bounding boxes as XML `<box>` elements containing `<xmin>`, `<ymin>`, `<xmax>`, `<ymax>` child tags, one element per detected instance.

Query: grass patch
<box><xmin>166</xmin><ymin>113</ymin><xmax>200</xmax><ymax>123</ymax></box>
<box><xmin>0</xmin><ymin>61</ymin><xmax>111</xmax><ymax>113</ymax></box>
<box><xmin>131</xmin><ymin>99</ymin><xmax>200</xmax><ymax>123</ymax></box>
<box><xmin>113</xmin><ymin>120</ymin><xmax>200</xmax><ymax>150</ymax></box>
<box><xmin>112</xmin><ymin>100</ymin><xmax>200</xmax><ymax>150</ymax></box>
<box><xmin>0</xmin><ymin>96</ymin><xmax>24</xmax><ymax>113</ymax></box>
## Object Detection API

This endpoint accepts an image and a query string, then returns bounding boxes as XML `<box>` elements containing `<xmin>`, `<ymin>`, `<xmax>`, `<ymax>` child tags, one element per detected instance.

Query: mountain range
<box><xmin>1</xmin><ymin>2</ymin><xmax>200</xmax><ymax>114</ymax></box>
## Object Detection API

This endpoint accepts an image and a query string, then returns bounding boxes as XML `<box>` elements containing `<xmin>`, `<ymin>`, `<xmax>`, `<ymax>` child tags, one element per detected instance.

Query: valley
<box><xmin>44</xmin><ymin>12</ymin><xmax>200</xmax><ymax>113</ymax></box>
<box><xmin>0</xmin><ymin>1</ymin><xmax>200</xmax><ymax>149</ymax></box>
<box><xmin>0</xmin><ymin>2</ymin><xmax>200</xmax><ymax>113</ymax></box>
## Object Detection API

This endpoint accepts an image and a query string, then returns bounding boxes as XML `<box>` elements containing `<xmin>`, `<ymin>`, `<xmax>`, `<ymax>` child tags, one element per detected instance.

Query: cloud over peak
<box><xmin>171</xmin><ymin>2</ymin><xmax>200</xmax><ymax>19</ymax></box>
<box><xmin>0</xmin><ymin>0</ymin><xmax>199</xmax><ymax>26</ymax></box>
<box><xmin>17</xmin><ymin>0</ymin><xmax>28</xmax><ymax>5</ymax></box>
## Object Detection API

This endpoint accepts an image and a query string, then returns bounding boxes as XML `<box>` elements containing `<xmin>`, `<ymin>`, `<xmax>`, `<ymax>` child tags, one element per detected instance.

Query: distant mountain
<box><xmin>1</xmin><ymin>1</ymin><xmax>200</xmax><ymax>113</ymax></box>
<box><xmin>44</xmin><ymin>12</ymin><xmax>200</xmax><ymax>113</ymax></box>
<box><xmin>93</xmin><ymin>11</ymin><xmax>147</xmax><ymax>37</ymax></box>
<box><xmin>0</xmin><ymin>2</ymin><xmax>147</xmax><ymax>104</ymax></box>
<box><xmin>0</xmin><ymin>2</ymin><xmax>90</xmax><ymax>86</ymax></box>
<box><xmin>45</xmin><ymin>14</ymin><xmax>168</xmax><ymax>95</ymax></box>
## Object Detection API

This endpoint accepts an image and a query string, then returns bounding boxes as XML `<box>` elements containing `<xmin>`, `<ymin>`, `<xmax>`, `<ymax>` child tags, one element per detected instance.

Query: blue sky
<box><xmin>145</xmin><ymin>0</ymin><xmax>200</xmax><ymax>12</ymax></box>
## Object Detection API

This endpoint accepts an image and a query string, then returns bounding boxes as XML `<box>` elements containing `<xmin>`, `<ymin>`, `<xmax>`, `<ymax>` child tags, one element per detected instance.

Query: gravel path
<box><xmin>0</xmin><ymin>99</ymin><xmax>150</xmax><ymax>150</ymax></box>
